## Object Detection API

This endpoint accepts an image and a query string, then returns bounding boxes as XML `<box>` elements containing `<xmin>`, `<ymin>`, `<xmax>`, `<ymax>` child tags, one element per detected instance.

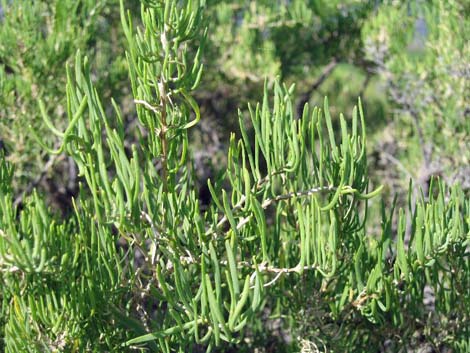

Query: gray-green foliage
<box><xmin>204</xmin><ymin>0</ymin><xmax>373</xmax><ymax>82</ymax></box>
<box><xmin>0</xmin><ymin>0</ymin><xmax>130</xmax><ymax>199</ymax></box>
<box><xmin>363</xmin><ymin>0</ymin><xmax>469</xmax><ymax>188</ymax></box>
<box><xmin>0</xmin><ymin>1</ymin><xmax>469</xmax><ymax>352</ymax></box>
<box><xmin>198</xmin><ymin>0</ymin><xmax>377</xmax><ymax>136</ymax></box>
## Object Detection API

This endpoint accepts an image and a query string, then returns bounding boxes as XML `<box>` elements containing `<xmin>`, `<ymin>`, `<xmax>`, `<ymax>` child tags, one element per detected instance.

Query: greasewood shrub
<box><xmin>0</xmin><ymin>1</ymin><xmax>469</xmax><ymax>352</ymax></box>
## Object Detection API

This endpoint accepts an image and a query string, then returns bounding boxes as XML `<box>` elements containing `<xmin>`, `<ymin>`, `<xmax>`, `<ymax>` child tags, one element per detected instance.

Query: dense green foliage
<box><xmin>0</xmin><ymin>1</ymin><xmax>469</xmax><ymax>352</ymax></box>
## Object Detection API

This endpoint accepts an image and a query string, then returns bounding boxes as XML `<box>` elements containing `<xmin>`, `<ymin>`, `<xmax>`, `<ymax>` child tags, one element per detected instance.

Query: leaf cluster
<box><xmin>0</xmin><ymin>1</ymin><xmax>469</xmax><ymax>352</ymax></box>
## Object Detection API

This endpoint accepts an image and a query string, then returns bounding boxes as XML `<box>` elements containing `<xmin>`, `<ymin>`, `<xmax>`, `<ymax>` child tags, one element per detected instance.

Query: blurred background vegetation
<box><xmin>0</xmin><ymin>0</ymin><xmax>468</xmax><ymax>351</ymax></box>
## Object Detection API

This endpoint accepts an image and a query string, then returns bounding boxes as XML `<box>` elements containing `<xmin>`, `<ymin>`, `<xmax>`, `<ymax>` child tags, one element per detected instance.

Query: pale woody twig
<box><xmin>134</xmin><ymin>99</ymin><xmax>161</xmax><ymax>114</ymax></box>
<box><xmin>250</xmin><ymin>264</ymin><xmax>320</xmax><ymax>289</ymax></box>
<box><xmin>207</xmin><ymin>169</ymin><xmax>335</xmax><ymax>236</ymax></box>
<box><xmin>177</xmin><ymin>255</ymin><xmax>320</xmax><ymax>287</ymax></box>
<box><xmin>140</xmin><ymin>211</ymin><xmax>160</xmax><ymax>240</ymax></box>
<box><xmin>299</xmin><ymin>337</ymin><xmax>327</xmax><ymax>353</ymax></box>
<box><xmin>234</xmin><ymin>185</ymin><xmax>334</xmax><ymax>231</ymax></box>
<box><xmin>211</xmin><ymin>170</ymin><xmax>284</xmax><ymax>231</ymax></box>
<box><xmin>261</xmin><ymin>185</ymin><xmax>335</xmax><ymax>208</ymax></box>
<box><xmin>261</xmin><ymin>271</ymin><xmax>284</xmax><ymax>288</ymax></box>
<box><xmin>257</xmin><ymin>263</ymin><xmax>318</xmax><ymax>274</ymax></box>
